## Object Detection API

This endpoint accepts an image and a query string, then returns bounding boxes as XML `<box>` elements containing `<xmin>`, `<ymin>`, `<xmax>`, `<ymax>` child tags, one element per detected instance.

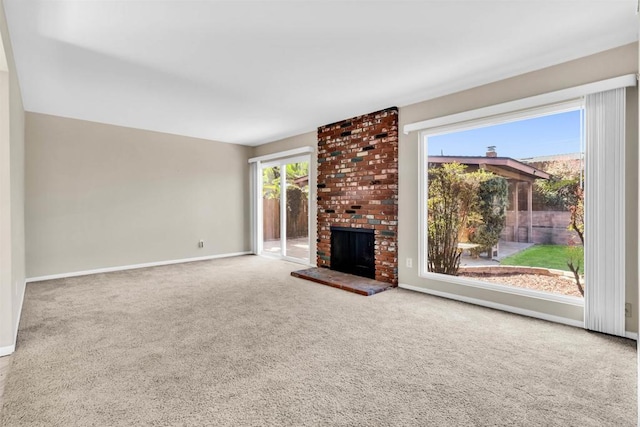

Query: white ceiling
<box><xmin>4</xmin><ymin>1</ymin><xmax>638</xmax><ymax>146</ymax></box>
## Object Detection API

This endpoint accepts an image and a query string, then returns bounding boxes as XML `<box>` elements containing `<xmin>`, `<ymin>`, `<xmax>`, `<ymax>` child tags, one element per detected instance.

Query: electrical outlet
<box><xmin>406</xmin><ymin>258</ymin><xmax>413</xmax><ymax>268</ymax></box>
<box><xmin>625</xmin><ymin>303</ymin><xmax>632</xmax><ymax>318</ymax></box>
<box><xmin>198</xmin><ymin>240</ymin><xmax>204</xmax><ymax>248</ymax></box>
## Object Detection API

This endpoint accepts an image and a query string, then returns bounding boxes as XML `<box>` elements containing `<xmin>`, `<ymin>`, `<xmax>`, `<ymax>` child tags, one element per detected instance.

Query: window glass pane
<box><xmin>425</xmin><ymin>109</ymin><xmax>585</xmax><ymax>298</ymax></box>
<box><xmin>262</xmin><ymin>166</ymin><xmax>281</xmax><ymax>256</ymax></box>
<box><xmin>285</xmin><ymin>162</ymin><xmax>310</xmax><ymax>261</ymax></box>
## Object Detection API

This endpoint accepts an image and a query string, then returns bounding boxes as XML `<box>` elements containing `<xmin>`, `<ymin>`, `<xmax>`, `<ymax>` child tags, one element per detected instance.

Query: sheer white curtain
<box><xmin>584</xmin><ymin>87</ymin><xmax>626</xmax><ymax>337</ymax></box>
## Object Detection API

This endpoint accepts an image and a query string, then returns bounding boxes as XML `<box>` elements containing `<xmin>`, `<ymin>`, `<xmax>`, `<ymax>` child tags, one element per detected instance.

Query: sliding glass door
<box><xmin>260</xmin><ymin>156</ymin><xmax>310</xmax><ymax>263</ymax></box>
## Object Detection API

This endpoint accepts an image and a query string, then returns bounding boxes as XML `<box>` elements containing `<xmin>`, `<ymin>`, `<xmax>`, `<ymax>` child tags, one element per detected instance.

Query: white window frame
<box><xmin>418</xmin><ymin>100</ymin><xmax>585</xmax><ymax>306</ymax></box>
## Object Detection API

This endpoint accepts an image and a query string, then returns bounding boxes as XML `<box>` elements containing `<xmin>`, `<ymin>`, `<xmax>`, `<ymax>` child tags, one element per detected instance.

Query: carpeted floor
<box><xmin>0</xmin><ymin>255</ymin><xmax>636</xmax><ymax>426</ymax></box>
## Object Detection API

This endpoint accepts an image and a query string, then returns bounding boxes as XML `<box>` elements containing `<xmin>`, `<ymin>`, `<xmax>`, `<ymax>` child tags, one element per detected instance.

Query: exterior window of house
<box><xmin>421</xmin><ymin>105</ymin><xmax>585</xmax><ymax>301</ymax></box>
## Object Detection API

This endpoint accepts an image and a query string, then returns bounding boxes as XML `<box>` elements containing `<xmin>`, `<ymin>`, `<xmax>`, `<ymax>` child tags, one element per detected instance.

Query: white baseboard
<box><xmin>0</xmin><ymin>280</ymin><xmax>26</xmax><ymax>357</ymax></box>
<box><xmin>399</xmin><ymin>283</ymin><xmax>638</xmax><ymax>340</ymax></box>
<box><xmin>13</xmin><ymin>281</ymin><xmax>25</xmax><ymax>347</ymax></box>
<box><xmin>0</xmin><ymin>343</ymin><xmax>14</xmax><ymax>357</ymax></box>
<box><xmin>26</xmin><ymin>251</ymin><xmax>253</xmax><ymax>283</ymax></box>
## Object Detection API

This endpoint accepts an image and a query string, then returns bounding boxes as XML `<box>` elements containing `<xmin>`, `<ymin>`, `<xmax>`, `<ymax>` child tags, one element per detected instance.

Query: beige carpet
<box><xmin>1</xmin><ymin>255</ymin><xmax>636</xmax><ymax>426</ymax></box>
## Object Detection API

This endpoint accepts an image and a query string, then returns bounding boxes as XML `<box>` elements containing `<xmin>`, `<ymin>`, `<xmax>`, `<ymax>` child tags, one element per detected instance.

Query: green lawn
<box><xmin>500</xmin><ymin>245</ymin><xmax>584</xmax><ymax>272</ymax></box>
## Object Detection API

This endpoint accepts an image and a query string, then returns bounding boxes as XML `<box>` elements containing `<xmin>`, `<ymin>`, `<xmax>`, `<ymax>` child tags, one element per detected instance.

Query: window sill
<box><xmin>418</xmin><ymin>271</ymin><xmax>584</xmax><ymax>307</ymax></box>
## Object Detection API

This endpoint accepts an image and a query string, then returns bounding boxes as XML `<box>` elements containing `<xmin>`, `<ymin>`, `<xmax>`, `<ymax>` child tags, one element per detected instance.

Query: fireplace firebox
<box><xmin>330</xmin><ymin>227</ymin><xmax>375</xmax><ymax>279</ymax></box>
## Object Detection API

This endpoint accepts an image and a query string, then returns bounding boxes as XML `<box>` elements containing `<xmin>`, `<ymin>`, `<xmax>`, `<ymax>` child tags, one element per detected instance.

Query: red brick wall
<box><xmin>316</xmin><ymin>107</ymin><xmax>398</xmax><ymax>285</ymax></box>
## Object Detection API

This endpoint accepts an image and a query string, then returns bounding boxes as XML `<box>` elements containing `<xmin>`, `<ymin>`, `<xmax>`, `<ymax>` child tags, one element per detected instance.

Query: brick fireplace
<box><xmin>316</xmin><ymin>107</ymin><xmax>398</xmax><ymax>285</ymax></box>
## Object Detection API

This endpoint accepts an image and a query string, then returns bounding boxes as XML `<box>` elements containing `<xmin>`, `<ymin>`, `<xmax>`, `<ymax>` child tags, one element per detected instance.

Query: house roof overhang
<box><xmin>428</xmin><ymin>156</ymin><xmax>551</xmax><ymax>182</ymax></box>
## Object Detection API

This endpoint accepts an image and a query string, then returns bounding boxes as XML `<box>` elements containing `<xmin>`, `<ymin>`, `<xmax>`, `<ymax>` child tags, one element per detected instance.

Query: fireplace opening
<box><xmin>330</xmin><ymin>227</ymin><xmax>375</xmax><ymax>279</ymax></box>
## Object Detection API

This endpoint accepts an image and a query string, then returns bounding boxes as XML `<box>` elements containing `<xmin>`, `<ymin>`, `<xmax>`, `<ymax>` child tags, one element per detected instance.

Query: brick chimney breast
<box><xmin>486</xmin><ymin>145</ymin><xmax>497</xmax><ymax>157</ymax></box>
<box><xmin>316</xmin><ymin>107</ymin><xmax>398</xmax><ymax>285</ymax></box>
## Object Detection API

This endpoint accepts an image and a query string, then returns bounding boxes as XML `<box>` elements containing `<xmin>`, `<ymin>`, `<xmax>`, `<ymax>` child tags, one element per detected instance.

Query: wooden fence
<box><xmin>501</xmin><ymin>210</ymin><xmax>579</xmax><ymax>245</ymax></box>
<box><xmin>263</xmin><ymin>189</ymin><xmax>309</xmax><ymax>240</ymax></box>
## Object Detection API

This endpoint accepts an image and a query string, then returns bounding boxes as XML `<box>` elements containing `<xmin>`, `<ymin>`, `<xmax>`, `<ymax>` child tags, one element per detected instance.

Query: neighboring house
<box><xmin>428</xmin><ymin>150</ymin><xmax>587</xmax><ymax>246</ymax></box>
<box><xmin>428</xmin><ymin>149</ymin><xmax>550</xmax><ymax>244</ymax></box>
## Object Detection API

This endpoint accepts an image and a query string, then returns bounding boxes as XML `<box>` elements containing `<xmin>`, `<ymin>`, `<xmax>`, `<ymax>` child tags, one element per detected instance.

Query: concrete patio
<box><xmin>263</xmin><ymin>237</ymin><xmax>310</xmax><ymax>262</ymax></box>
<box><xmin>459</xmin><ymin>240</ymin><xmax>534</xmax><ymax>267</ymax></box>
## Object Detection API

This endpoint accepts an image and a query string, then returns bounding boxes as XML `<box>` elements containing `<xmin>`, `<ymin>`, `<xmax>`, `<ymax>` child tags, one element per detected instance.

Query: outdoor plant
<box><xmin>468</xmin><ymin>176</ymin><xmax>508</xmax><ymax>256</ymax></box>
<box><xmin>566</xmin><ymin>185</ymin><xmax>585</xmax><ymax>296</ymax></box>
<box><xmin>262</xmin><ymin>162</ymin><xmax>309</xmax><ymax>199</ymax></box>
<box><xmin>286</xmin><ymin>185</ymin><xmax>308</xmax><ymax>238</ymax></box>
<box><xmin>262</xmin><ymin>162</ymin><xmax>310</xmax><ymax>240</ymax></box>
<box><xmin>533</xmin><ymin>159</ymin><xmax>582</xmax><ymax>210</ymax></box>
<box><xmin>262</xmin><ymin>167</ymin><xmax>281</xmax><ymax>199</ymax></box>
<box><xmin>566</xmin><ymin>242</ymin><xmax>584</xmax><ymax>296</ymax></box>
<box><xmin>427</xmin><ymin>163</ymin><xmax>470</xmax><ymax>275</ymax></box>
<box><xmin>533</xmin><ymin>160</ymin><xmax>585</xmax><ymax>296</ymax></box>
<box><xmin>427</xmin><ymin>163</ymin><xmax>506</xmax><ymax>275</ymax></box>
<box><xmin>568</xmin><ymin>185</ymin><xmax>584</xmax><ymax>245</ymax></box>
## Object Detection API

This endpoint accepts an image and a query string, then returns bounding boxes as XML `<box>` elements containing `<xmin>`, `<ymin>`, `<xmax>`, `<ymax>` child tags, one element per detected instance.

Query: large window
<box><xmin>411</xmin><ymin>78</ymin><xmax>632</xmax><ymax>337</ymax></box>
<box><xmin>421</xmin><ymin>103</ymin><xmax>585</xmax><ymax>302</ymax></box>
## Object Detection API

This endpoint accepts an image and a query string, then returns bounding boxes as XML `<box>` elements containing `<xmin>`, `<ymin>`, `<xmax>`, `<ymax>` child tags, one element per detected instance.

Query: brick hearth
<box><xmin>316</xmin><ymin>107</ymin><xmax>398</xmax><ymax>285</ymax></box>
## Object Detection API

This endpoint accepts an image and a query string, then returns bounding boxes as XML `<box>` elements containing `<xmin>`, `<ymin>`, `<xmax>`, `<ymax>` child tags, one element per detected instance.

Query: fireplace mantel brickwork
<box><xmin>316</xmin><ymin>107</ymin><xmax>398</xmax><ymax>285</ymax></box>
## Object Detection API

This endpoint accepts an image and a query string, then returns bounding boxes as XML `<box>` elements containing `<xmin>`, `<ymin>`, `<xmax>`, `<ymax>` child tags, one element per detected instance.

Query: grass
<box><xmin>500</xmin><ymin>244</ymin><xmax>584</xmax><ymax>272</ymax></box>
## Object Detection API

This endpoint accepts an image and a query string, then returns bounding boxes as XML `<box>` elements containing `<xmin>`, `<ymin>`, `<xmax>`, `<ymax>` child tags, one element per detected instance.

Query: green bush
<box><xmin>469</xmin><ymin>176</ymin><xmax>508</xmax><ymax>255</ymax></box>
<box><xmin>427</xmin><ymin>163</ymin><xmax>507</xmax><ymax>274</ymax></box>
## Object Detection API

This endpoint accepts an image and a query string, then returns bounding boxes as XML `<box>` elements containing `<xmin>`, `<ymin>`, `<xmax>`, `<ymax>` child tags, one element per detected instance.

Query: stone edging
<box><xmin>458</xmin><ymin>265</ymin><xmax>575</xmax><ymax>279</ymax></box>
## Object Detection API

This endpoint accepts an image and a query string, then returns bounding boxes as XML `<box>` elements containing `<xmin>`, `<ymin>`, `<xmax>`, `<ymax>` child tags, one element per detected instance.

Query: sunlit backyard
<box><xmin>500</xmin><ymin>245</ymin><xmax>584</xmax><ymax>272</ymax></box>
<box><xmin>425</xmin><ymin>108</ymin><xmax>585</xmax><ymax>298</ymax></box>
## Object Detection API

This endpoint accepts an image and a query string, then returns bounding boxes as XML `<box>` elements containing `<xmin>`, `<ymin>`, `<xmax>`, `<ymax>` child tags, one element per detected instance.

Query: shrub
<box><xmin>469</xmin><ymin>176</ymin><xmax>508</xmax><ymax>256</ymax></box>
<box><xmin>427</xmin><ymin>163</ymin><xmax>507</xmax><ymax>274</ymax></box>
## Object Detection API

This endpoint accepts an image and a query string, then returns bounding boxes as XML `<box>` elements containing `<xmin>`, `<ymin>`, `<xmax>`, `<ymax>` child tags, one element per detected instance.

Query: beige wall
<box><xmin>256</xmin><ymin>43</ymin><xmax>640</xmax><ymax>334</ymax></box>
<box><xmin>398</xmin><ymin>43</ymin><xmax>639</xmax><ymax>333</ymax></box>
<box><xmin>0</xmin><ymin>70</ymin><xmax>12</xmax><ymax>351</ymax></box>
<box><xmin>13</xmin><ymin>39</ymin><xmax>640</xmax><ymax>347</ymax></box>
<box><xmin>0</xmin><ymin>0</ymin><xmax>25</xmax><ymax>353</ymax></box>
<box><xmin>252</xmin><ymin>131</ymin><xmax>317</xmax><ymax>264</ymax></box>
<box><xmin>25</xmin><ymin>113</ymin><xmax>251</xmax><ymax>278</ymax></box>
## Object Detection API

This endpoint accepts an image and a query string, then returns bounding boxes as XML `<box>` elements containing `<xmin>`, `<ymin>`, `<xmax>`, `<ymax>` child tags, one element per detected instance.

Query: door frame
<box><xmin>257</xmin><ymin>154</ymin><xmax>311</xmax><ymax>264</ymax></box>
